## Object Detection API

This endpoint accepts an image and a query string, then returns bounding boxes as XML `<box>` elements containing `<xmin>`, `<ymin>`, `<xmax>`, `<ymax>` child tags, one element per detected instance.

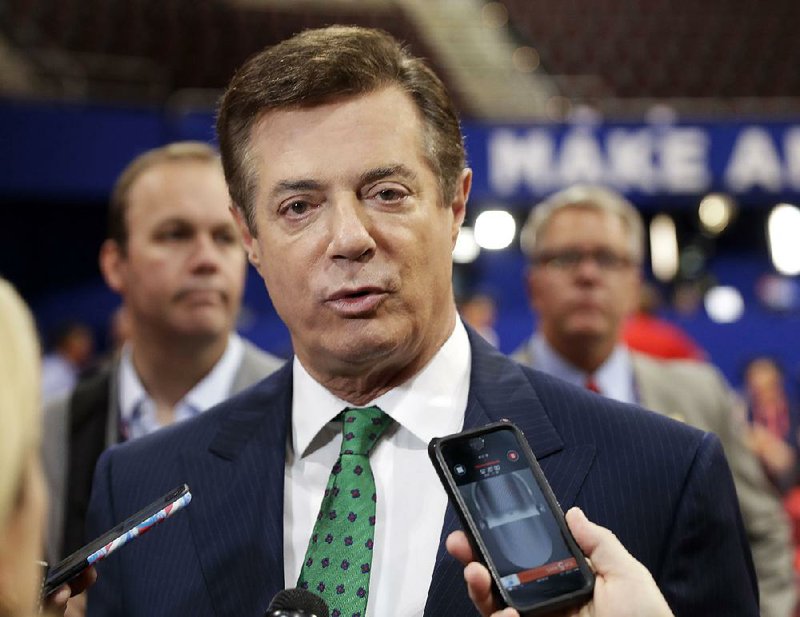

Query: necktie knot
<box><xmin>340</xmin><ymin>406</ymin><xmax>392</xmax><ymax>456</ymax></box>
<box><xmin>585</xmin><ymin>376</ymin><xmax>601</xmax><ymax>394</ymax></box>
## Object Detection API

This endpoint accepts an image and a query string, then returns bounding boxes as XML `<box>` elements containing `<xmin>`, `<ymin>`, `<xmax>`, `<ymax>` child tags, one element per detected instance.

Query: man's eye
<box><xmin>285</xmin><ymin>201</ymin><xmax>310</xmax><ymax>216</ymax></box>
<box><xmin>377</xmin><ymin>189</ymin><xmax>403</xmax><ymax>201</ymax></box>
<box><xmin>554</xmin><ymin>252</ymin><xmax>581</xmax><ymax>267</ymax></box>
<box><xmin>158</xmin><ymin>228</ymin><xmax>190</xmax><ymax>241</ymax></box>
<box><xmin>595</xmin><ymin>253</ymin><xmax>619</xmax><ymax>268</ymax></box>
<box><xmin>215</xmin><ymin>231</ymin><xmax>238</xmax><ymax>245</ymax></box>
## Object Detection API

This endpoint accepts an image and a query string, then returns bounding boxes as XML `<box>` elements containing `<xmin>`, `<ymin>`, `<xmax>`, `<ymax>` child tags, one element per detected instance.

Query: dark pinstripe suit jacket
<box><xmin>86</xmin><ymin>330</ymin><xmax>758</xmax><ymax>617</ymax></box>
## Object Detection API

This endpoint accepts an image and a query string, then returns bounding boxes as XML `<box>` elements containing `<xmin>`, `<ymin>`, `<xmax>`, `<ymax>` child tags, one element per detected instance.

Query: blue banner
<box><xmin>463</xmin><ymin>120</ymin><xmax>800</xmax><ymax>208</ymax></box>
<box><xmin>3</xmin><ymin>99</ymin><xmax>800</xmax><ymax>208</ymax></box>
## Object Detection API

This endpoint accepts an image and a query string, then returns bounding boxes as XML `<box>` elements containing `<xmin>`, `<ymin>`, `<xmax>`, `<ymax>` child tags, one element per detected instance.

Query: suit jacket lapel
<box><xmin>180</xmin><ymin>362</ymin><xmax>293</xmax><ymax>617</ymax></box>
<box><xmin>424</xmin><ymin>331</ymin><xmax>596</xmax><ymax>617</ymax></box>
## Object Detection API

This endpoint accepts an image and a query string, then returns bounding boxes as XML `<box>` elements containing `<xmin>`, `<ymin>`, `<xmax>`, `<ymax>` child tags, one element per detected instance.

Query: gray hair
<box><xmin>519</xmin><ymin>184</ymin><xmax>645</xmax><ymax>264</ymax></box>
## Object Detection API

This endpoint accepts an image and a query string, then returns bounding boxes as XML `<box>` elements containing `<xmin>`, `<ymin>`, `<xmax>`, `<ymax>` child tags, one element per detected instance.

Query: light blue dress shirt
<box><xmin>529</xmin><ymin>333</ymin><xmax>638</xmax><ymax>404</ymax></box>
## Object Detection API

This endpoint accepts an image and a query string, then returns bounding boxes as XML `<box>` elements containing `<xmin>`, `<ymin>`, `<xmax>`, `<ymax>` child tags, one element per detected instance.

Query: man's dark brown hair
<box><xmin>216</xmin><ymin>25</ymin><xmax>466</xmax><ymax>234</ymax></box>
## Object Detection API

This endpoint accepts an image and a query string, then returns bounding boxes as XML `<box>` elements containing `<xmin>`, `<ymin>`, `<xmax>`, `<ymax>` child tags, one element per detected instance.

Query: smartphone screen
<box><xmin>434</xmin><ymin>424</ymin><xmax>592</xmax><ymax>612</ymax></box>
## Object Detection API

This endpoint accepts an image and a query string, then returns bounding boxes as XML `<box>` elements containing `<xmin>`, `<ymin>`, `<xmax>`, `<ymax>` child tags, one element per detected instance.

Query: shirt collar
<box><xmin>118</xmin><ymin>344</ymin><xmax>147</xmax><ymax>423</ymax></box>
<box><xmin>530</xmin><ymin>333</ymin><xmax>637</xmax><ymax>404</ymax></box>
<box><xmin>118</xmin><ymin>333</ymin><xmax>245</xmax><ymax>424</ymax></box>
<box><xmin>292</xmin><ymin>318</ymin><xmax>472</xmax><ymax>457</ymax></box>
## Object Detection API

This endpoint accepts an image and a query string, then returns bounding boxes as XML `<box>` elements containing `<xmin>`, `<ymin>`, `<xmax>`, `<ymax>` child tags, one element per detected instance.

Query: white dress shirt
<box><xmin>529</xmin><ymin>334</ymin><xmax>637</xmax><ymax>404</ymax></box>
<box><xmin>118</xmin><ymin>333</ymin><xmax>245</xmax><ymax>440</ymax></box>
<box><xmin>284</xmin><ymin>319</ymin><xmax>471</xmax><ymax>617</ymax></box>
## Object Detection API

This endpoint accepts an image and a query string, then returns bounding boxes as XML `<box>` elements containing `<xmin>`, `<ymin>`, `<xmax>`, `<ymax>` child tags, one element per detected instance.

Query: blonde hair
<box><xmin>0</xmin><ymin>279</ymin><xmax>41</xmax><ymax>526</ymax></box>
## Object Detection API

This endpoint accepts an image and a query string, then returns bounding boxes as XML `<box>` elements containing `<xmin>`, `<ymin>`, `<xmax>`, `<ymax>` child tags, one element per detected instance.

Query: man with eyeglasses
<box><xmin>513</xmin><ymin>184</ymin><xmax>796</xmax><ymax>617</ymax></box>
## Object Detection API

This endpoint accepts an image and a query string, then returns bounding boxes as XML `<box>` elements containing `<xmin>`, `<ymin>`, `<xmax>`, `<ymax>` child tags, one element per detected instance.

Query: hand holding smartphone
<box><xmin>429</xmin><ymin>422</ymin><xmax>594</xmax><ymax>616</ymax></box>
<box><xmin>41</xmin><ymin>484</ymin><xmax>192</xmax><ymax>599</ymax></box>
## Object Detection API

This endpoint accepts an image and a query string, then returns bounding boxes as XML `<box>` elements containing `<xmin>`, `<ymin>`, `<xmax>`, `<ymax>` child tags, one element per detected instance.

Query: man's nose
<box><xmin>573</xmin><ymin>254</ymin><xmax>603</xmax><ymax>280</ymax></box>
<box><xmin>189</xmin><ymin>234</ymin><xmax>222</xmax><ymax>273</ymax></box>
<box><xmin>326</xmin><ymin>196</ymin><xmax>376</xmax><ymax>262</ymax></box>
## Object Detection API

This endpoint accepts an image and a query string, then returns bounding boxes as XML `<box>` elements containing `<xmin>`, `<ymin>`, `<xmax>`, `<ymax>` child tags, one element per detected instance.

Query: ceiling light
<box><xmin>649</xmin><ymin>213</ymin><xmax>678</xmax><ymax>282</ymax></box>
<box><xmin>453</xmin><ymin>226</ymin><xmax>481</xmax><ymax>263</ymax></box>
<box><xmin>704</xmin><ymin>286</ymin><xmax>744</xmax><ymax>323</ymax></box>
<box><xmin>768</xmin><ymin>203</ymin><xmax>800</xmax><ymax>276</ymax></box>
<box><xmin>474</xmin><ymin>210</ymin><xmax>516</xmax><ymax>250</ymax></box>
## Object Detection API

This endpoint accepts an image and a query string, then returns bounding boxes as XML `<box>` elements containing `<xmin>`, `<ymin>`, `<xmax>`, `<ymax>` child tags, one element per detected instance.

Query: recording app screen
<box><xmin>443</xmin><ymin>428</ymin><xmax>587</xmax><ymax>607</ymax></box>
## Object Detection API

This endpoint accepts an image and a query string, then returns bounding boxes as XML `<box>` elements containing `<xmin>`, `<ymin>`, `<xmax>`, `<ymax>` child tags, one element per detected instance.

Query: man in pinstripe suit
<box><xmin>85</xmin><ymin>27</ymin><xmax>758</xmax><ymax>617</ymax></box>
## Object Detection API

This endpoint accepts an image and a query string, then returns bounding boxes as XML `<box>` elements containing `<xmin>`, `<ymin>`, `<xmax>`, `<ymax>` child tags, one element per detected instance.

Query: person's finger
<box><xmin>42</xmin><ymin>584</ymin><xmax>71</xmax><ymax>609</ymax></box>
<box><xmin>445</xmin><ymin>530</ymin><xmax>476</xmax><ymax>566</ymax></box>
<box><xmin>463</xmin><ymin>561</ymin><xmax>500</xmax><ymax>617</ymax></box>
<box><xmin>42</xmin><ymin>565</ymin><xmax>97</xmax><ymax>613</ymax></box>
<box><xmin>68</xmin><ymin>566</ymin><xmax>97</xmax><ymax>595</ymax></box>
<box><xmin>64</xmin><ymin>591</ymin><xmax>88</xmax><ymax>617</ymax></box>
<box><xmin>566</xmin><ymin>507</ymin><xmax>634</xmax><ymax>573</ymax></box>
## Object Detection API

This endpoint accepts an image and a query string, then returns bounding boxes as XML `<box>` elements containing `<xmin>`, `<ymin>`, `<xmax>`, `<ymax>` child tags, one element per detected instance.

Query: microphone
<box><xmin>264</xmin><ymin>588</ymin><xmax>329</xmax><ymax>617</ymax></box>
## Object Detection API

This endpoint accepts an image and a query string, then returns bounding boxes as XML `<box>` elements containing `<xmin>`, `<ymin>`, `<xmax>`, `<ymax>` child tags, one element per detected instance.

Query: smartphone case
<box><xmin>42</xmin><ymin>484</ymin><xmax>192</xmax><ymax>597</ymax></box>
<box><xmin>429</xmin><ymin>421</ymin><xmax>594</xmax><ymax>616</ymax></box>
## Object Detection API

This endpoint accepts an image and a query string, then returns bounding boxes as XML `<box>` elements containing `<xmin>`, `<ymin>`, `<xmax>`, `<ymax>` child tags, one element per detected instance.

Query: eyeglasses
<box><xmin>532</xmin><ymin>249</ymin><xmax>636</xmax><ymax>272</ymax></box>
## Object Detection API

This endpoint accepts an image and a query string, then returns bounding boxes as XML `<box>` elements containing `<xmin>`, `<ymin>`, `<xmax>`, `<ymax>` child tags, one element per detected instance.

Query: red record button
<box><xmin>507</xmin><ymin>450</ymin><xmax>519</xmax><ymax>462</ymax></box>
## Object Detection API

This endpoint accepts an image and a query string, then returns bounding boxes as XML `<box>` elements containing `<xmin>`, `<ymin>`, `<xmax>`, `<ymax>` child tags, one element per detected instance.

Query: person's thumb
<box><xmin>565</xmin><ymin>506</ymin><xmax>633</xmax><ymax>575</ymax></box>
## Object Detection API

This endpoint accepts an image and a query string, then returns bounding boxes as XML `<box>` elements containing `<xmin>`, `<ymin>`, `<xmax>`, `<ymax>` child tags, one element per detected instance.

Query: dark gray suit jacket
<box><xmin>513</xmin><ymin>339</ymin><xmax>795</xmax><ymax>617</ymax></box>
<box><xmin>42</xmin><ymin>339</ymin><xmax>284</xmax><ymax>562</ymax></box>
<box><xmin>85</xmin><ymin>331</ymin><xmax>757</xmax><ymax>617</ymax></box>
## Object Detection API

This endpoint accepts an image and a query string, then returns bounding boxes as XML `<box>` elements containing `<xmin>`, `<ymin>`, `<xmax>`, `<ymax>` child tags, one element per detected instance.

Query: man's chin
<box><xmin>172</xmin><ymin>315</ymin><xmax>231</xmax><ymax>341</ymax></box>
<box><xmin>312</xmin><ymin>326</ymin><xmax>405</xmax><ymax>370</ymax></box>
<box><xmin>563</xmin><ymin>323</ymin><xmax>612</xmax><ymax>344</ymax></box>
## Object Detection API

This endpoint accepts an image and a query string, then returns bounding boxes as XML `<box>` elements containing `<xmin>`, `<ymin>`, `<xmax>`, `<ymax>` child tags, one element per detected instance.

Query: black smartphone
<box><xmin>429</xmin><ymin>422</ymin><xmax>594</xmax><ymax>616</ymax></box>
<box><xmin>41</xmin><ymin>484</ymin><xmax>192</xmax><ymax>598</ymax></box>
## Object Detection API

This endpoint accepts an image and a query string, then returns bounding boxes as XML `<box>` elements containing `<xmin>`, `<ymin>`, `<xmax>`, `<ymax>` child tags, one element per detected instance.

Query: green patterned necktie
<box><xmin>297</xmin><ymin>406</ymin><xmax>392</xmax><ymax>617</ymax></box>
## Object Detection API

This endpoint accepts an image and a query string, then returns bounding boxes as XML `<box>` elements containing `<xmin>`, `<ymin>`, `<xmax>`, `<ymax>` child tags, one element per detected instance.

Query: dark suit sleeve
<box><xmin>657</xmin><ymin>432</ymin><xmax>759</xmax><ymax>616</ymax></box>
<box><xmin>85</xmin><ymin>448</ymin><xmax>125</xmax><ymax>617</ymax></box>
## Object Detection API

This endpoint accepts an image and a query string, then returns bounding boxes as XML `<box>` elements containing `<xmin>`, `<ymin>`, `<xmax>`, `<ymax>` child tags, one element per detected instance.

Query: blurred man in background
<box><xmin>42</xmin><ymin>142</ymin><xmax>284</xmax><ymax>568</ymax></box>
<box><xmin>458</xmin><ymin>292</ymin><xmax>499</xmax><ymax>347</ymax></box>
<box><xmin>514</xmin><ymin>184</ymin><xmax>796</xmax><ymax>617</ymax></box>
<box><xmin>41</xmin><ymin>321</ymin><xmax>95</xmax><ymax>404</ymax></box>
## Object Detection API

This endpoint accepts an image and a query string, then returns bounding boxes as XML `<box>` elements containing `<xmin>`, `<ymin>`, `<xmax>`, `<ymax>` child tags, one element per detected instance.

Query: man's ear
<box><xmin>230</xmin><ymin>205</ymin><xmax>261</xmax><ymax>269</ymax></box>
<box><xmin>525</xmin><ymin>265</ymin><xmax>543</xmax><ymax>312</ymax></box>
<box><xmin>624</xmin><ymin>270</ymin><xmax>643</xmax><ymax>317</ymax></box>
<box><xmin>99</xmin><ymin>239</ymin><xmax>126</xmax><ymax>294</ymax></box>
<box><xmin>449</xmin><ymin>168</ymin><xmax>472</xmax><ymax>245</ymax></box>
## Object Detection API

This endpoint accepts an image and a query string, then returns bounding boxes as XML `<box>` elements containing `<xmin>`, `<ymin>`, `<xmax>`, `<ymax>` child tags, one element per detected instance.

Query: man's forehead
<box><xmin>127</xmin><ymin>186</ymin><xmax>232</xmax><ymax>230</ymax></box>
<box><xmin>544</xmin><ymin>206</ymin><xmax>629</xmax><ymax>237</ymax></box>
<box><xmin>247</xmin><ymin>87</ymin><xmax>427</xmax><ymax>169</ymax></box>
<box><xmin>135</xmin><ymin>158</ymin><xmax>222</xmax><ymax>184</ymax></box>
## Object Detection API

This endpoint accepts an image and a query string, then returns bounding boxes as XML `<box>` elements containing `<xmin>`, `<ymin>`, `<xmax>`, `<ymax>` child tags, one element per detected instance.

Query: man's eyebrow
<box><xmin>270</xmin><ymin>179</ymin><xmax>324</xmax><ymax>199</ymax></box>
<box><xmin>267</xmin><ymin>166</ymin><xmax>416</xmax><ymax>199</ymax></box>
<box><xmin>359</xmin><ymin>165</ymin><xmax>417</xmax><ymax>185</ymax></box>
<box><xmin>153</xmin><ymin>217</ymin><xmax>191</xmax><ymax>228</ymax></box>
